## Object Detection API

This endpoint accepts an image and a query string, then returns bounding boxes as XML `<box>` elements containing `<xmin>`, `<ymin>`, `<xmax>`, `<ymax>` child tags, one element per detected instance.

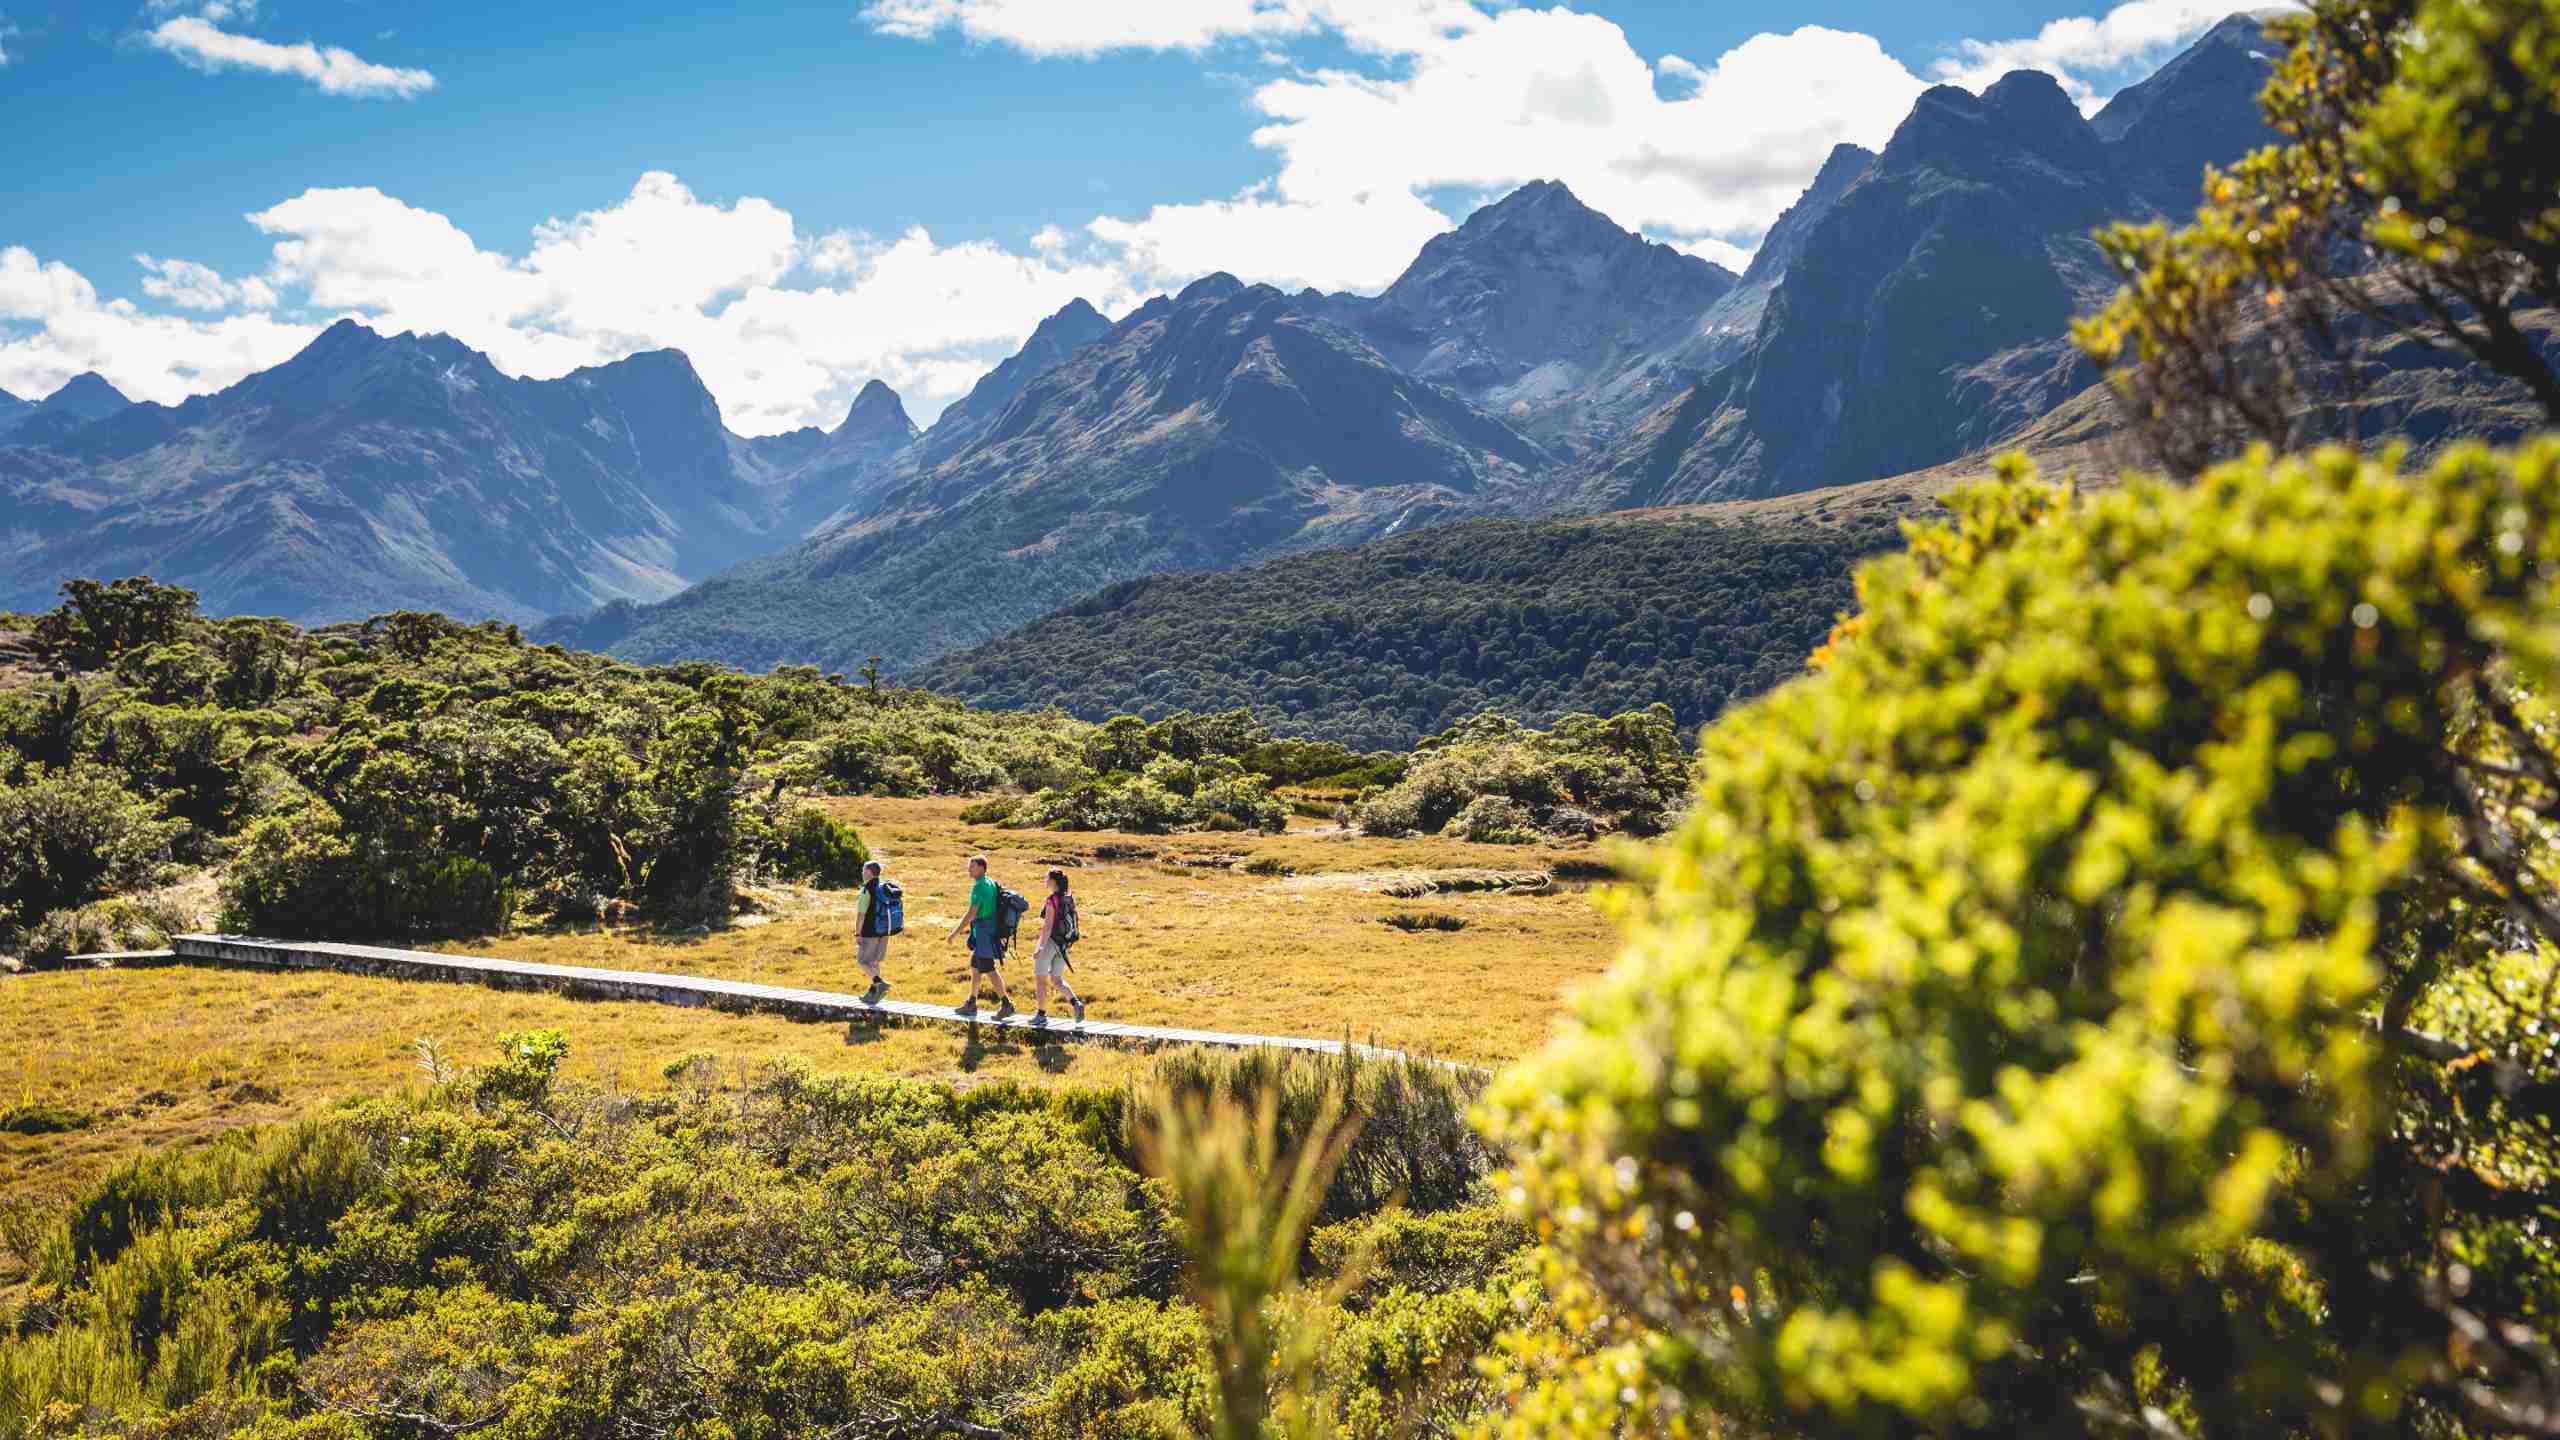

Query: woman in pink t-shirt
<box><xmin>1030</xmin><ymin>867</ymin><xmax>1085</xmax><ymax>1027</ymax></box>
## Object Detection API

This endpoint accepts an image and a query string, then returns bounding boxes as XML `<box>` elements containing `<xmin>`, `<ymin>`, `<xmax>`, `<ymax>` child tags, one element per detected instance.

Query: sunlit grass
<box><xmin>0</xmin><ymin>795</ymin><xmax>1628</xmax><ymax>1273</ymax></box>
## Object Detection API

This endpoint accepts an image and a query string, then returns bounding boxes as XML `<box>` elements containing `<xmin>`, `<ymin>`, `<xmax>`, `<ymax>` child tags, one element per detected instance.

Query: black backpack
<box><xmin>1056</xmin><ymin>894</ymin><xmax>1080</xmax><ymax>946</ymax></box>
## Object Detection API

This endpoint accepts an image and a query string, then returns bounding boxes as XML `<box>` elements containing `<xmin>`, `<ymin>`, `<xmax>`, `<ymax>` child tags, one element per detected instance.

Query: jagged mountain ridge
<box><xmin>1567</xmin><ymin>65</ymin><xmax>2187</xmax><ymax>510</ymax></box>
<box><xmin>730</xmin><ymin>378</ymin><xmax>923</xmax><ymax>537</ymax></box>
<box><xmin>537</xmin><ymin>274</ymin><xmax>1551</xmax><ymax>670</ymax></box>
<box><xmin>1560</xmin><ymin>14</ymin><xmax>2312</xmax><ymax>511</ymax></box>
<box><xmin>910</xmin><ymin>298</ymin><xmax>1115</xmax><ymax>468</ymax></box>
<box><xmin>0</xmin><ymin>323</ymin><xmax>913</xmax><ymax>623</ymax></box>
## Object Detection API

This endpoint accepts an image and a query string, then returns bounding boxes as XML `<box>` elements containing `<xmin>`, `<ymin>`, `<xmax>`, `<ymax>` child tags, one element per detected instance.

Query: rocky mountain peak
<box><xmin>1176</xmin><ymin>272</ymin><xmax>1247</xmax><ymax>306</ymax></box>
<box><xmin>0</xmin><ymin>369</ymin><xmax>135</xmax><ymax>445</ymax></box>
<box><xmin>1032</xmin><ymin>297</ymin><xmax>1107</xmax><ymax>341</ymax></box>
<box><xmin>908</xmin><ymin>296</ymin><xmax>1117</xmax><ymax>465</ymax></box>
<box><xmin>1887</xmin><ymin>72</ymin><xmax>2116</xmax><ymax>188</ymax></box>
<box><xmin>838</xmin><ymin>379</ymin><xmax>916</xmax><ymax>439</ymax></box>
<box><xmin>2092</xmin><ymin>12</ymin><xmax>2285</xmax><ymax>214</ymax></box>
<box><xmin>43</xmin><ymin>371</ymin><xmax>132</xmax><ymax>417</ymax></box>
<box><xmin>1742</xmin><ymin>142</ymin><xmax>1876</xmax><ymax>285</ymax></box>
<box><xmin>1461</xmin><ymin>178</ymin><xmax>1593</xmax><ymax>231</ymax></box>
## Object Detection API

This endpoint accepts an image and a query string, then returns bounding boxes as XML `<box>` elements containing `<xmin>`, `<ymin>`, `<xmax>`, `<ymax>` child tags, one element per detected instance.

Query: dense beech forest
<box><xmin>914</xmin><ymin>514</ymin><xmax>1895</xmax><ymax>748</ymax></box>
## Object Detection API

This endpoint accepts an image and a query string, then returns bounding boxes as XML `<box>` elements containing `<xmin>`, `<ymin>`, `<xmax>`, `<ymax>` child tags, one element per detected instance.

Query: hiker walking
<box><xmin>853</xmin><ymin>860</ymin><xmax>901</xmax><ymax>1002</ymax></box>
<box><xmin>945</xmin><ymin>853</ymin><xmax>1015</xmax><ymax>1020</ymax></box>
<box><xmin>1029</xmin><ymin>867</ymin><xmax>1085</xmax><ymax>1027</ymax></box>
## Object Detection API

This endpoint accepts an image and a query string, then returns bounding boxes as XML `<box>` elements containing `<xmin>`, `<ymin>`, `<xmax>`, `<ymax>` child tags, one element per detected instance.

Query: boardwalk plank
<box><xmin>170</xmin><ymin>934</ymin><xmax>1373</xmax><ymax>1056</ymax></box>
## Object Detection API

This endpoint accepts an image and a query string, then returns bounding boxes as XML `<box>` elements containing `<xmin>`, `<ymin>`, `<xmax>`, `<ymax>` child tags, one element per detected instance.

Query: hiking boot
<box><xmin>864</xmin><ymin>978</ymin><xmax>888</xmax><ymax>1004</ymax></box>
<box><xmin>955</xmin><ymin>998</ymin><xmax>978</xmax><ymax>1018</ymax></box>
<box><xmin>1030</xmin><ymin>1010</ymin><xmax>1049</xmax><ymax>1028</ymax></box>
<box><xmin>994</xmin><ymin>1000</ymin><xmax>1017</xmax><ymax>1021</ymax></box>
<box><xmin>1071</xmin><ymin>997</ymin><xmax>1086</xmax><ymax>1023</ymax></box>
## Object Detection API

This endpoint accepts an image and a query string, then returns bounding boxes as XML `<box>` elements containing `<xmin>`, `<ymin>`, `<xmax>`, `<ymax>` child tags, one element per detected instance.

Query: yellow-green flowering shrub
<box><xmin>1484</xmin><ymin>441</ymin><xmax>2560</xmax><ymax>1437</ymax></box>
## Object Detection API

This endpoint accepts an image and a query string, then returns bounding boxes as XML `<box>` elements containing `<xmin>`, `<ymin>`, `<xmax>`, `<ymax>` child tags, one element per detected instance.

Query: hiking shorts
<box><xmin>1032</xmin><ymin>939</ymin><xmax>1068</xmax><ymax>977</ymax></box>
<box><xmin>969</xmin><ymin>916</ymin><xmax>1000</xmax><ymax>966</ymax></box>
<box><xmin>856</xmin><ymin>936</ymin><xmax>888</xmax><ymax>971</ymax></box>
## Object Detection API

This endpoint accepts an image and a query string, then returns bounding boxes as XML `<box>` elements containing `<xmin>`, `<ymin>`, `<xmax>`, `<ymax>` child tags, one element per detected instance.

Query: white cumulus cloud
<box><xmin>233</xmin><ymin>172</ymin><xmax>1148</xmax><ymax>434</ymax></box>
<box><xmin>145</xmin><ymin>13</ymin><xmax>436</xmax><ymax>98</ymax></box>
<box><xmin>0</xmin><ymin>246</ymin><xmax>317</xmax><ymax>405</ymax></box>
<box><xmin>136</xmin><ymin>254</ymin><xmax>278</xmax><ymax>311</ymax></box>
<box><xmin>1079</xmin><ymin>10</ymin><xmax>1929</xmax><ymax>286</ymax></box>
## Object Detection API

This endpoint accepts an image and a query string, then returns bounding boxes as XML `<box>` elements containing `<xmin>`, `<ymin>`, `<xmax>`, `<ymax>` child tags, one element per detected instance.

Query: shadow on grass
<box><xmin>958</xmin><ymin>1027</ymin><xmax>1026</xmax><ymax>1073</ymax></box>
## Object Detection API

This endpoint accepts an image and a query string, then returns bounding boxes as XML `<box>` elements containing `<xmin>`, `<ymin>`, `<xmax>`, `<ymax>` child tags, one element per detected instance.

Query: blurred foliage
<box><xmin>914</xmin><ymin>516</ymin><xmax>1895</xmax><ymax>751</ymax></box>
<box><xmin>1483</xmin><ymin>441</ymin><xmax>2560</xmax><ymax>1438</ymax></box>
<box><xmin>2079</xmin><ymin>0</ymin><xmax>2560</xmax><ymax>471</ymax></box>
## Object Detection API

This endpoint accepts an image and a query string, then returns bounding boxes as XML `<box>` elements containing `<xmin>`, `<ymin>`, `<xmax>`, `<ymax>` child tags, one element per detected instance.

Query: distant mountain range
<box><xmin>540</xmin><ymin>274</ymin><xmax>1551</xmax><ymax>669</ymax></box>
<box><xmin>0</xmin><ymin>326</ymin><xmax>918</xmax><ymax>623</ymax></box>
<box><xmin>6</xmin><ymin>14</ymin><xmax>2545</xmax><ymax>675</ymax></box>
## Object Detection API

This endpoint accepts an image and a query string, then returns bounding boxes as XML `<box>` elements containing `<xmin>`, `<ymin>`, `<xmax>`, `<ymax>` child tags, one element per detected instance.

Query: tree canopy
<box><xmin>913</xmin><ymin>515</ymin><xmax>1892</xmax><ymax>751</ymax></box>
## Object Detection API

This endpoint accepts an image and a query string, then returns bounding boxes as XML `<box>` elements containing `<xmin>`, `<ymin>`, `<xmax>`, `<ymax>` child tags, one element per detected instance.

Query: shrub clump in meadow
<box><xmin>1354</xmin><ymin>705</ymin><xmax>1690</xmax><ymax>840</ymax></box>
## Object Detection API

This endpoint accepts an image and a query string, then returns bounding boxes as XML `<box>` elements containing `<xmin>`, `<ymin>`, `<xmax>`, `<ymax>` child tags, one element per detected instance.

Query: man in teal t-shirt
<box><xmin>945</xmin><ymin>854</ymin><xmax>1014</xmax><ymax>1019</ymax></box>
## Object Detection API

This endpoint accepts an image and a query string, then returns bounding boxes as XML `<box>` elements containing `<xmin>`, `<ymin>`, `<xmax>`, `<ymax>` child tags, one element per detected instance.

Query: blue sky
<box><xmin>0</xmin><ymin>0</ymin><xmax>2266</xmax><ymax>432</ymax></box>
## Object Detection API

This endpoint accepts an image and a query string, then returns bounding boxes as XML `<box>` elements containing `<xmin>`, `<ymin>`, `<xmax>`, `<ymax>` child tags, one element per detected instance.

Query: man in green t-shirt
<box><xmin>944</xmin><ymin>854</ymin><xmax>1014</xmax><ymax>1020</ymax></box>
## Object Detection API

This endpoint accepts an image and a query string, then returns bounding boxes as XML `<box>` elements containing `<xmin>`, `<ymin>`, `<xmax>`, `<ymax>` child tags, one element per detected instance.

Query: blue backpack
<box><xmin>867</xmin><ymin>879</ymin><xmax>904</xmax><ymax>936</ymax></box>
<box><xmin>995</xmin><ymin>887</ymin><xmax>1032</xmax><ymax>951</ymax></box>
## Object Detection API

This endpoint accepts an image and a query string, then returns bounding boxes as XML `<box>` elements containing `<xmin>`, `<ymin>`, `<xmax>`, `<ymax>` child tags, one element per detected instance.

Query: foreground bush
<box><xmin>1484</xmin><ymin>442</ymin><xmax>2560</xmax><ymax>1436</ymax></box>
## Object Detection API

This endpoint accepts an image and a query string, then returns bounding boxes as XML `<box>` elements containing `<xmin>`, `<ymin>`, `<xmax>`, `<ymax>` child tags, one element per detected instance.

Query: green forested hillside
<box><xmin>912</xmin><ymin>514</ymin><xmax>1897</xmax><ymax>749</ymax></box>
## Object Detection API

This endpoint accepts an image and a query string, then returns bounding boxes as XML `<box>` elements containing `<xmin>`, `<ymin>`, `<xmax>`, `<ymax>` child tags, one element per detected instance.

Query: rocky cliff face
<box><xmin>2092</xmin><ymin>12</ymin><xmax>2285</xmax><ymax>218</ymax></box>
<box><xmin>1565</xmin><ymin>72</ymin><xmax>2139</xmax><ymax>509</ymax></box>
<box><xmin>541</xmin><ymin>275</ymin><xmax>1550</xmax><ymax>670</ymax></box>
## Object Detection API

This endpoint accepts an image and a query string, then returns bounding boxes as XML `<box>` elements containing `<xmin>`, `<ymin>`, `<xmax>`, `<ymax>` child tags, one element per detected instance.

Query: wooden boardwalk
<box><xmin>170</xmin><ymin>934</ymin><xmax>1373</xmax><ymax>1055</ymax></box>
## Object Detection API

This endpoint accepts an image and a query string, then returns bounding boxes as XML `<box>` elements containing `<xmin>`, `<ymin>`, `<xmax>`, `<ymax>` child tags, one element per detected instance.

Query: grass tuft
<box><xmin>1381</xmin><ymin>912</ymin><xmax>1468</xmax><ymax>933</ymax></box>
